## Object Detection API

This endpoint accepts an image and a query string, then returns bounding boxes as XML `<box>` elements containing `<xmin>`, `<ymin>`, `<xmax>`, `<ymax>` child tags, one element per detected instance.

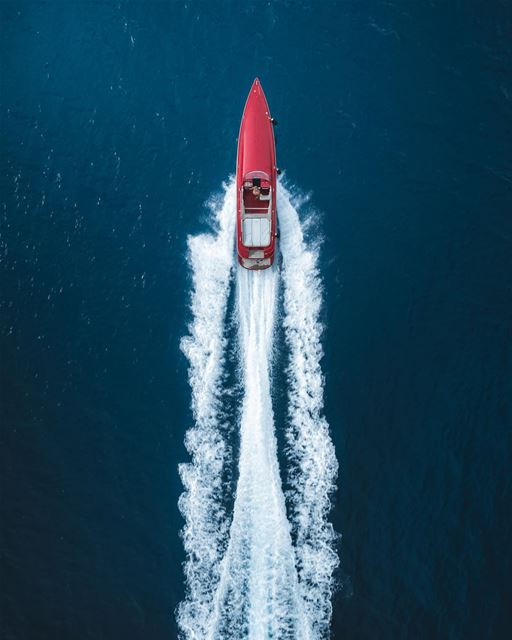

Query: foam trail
<box><xmin>278</xmin><ymin>182</ymin><xmax>339</xmax><ymax>637</ymax></box>
<box><xmin>178</xmin><ymin>180</ymin><xmax>236</xmax><ymax>639</ymax></box>
<box><xmin>207</xmin><ymin>266</ymin><xmax>311</xmax><ymax>640</ymax></box>
<box><xmin>178</xmin><ymin>179</ymin><xmax>338</xmax><ymax>639</ymax></box>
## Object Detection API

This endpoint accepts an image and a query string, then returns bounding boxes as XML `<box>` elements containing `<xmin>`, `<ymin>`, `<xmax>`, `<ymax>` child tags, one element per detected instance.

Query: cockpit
<box><xmin>241</xmin><ymin>170</ymin><xmax>272</xmax><ymax>248</ymax></box>
<box><xmin>242</xmin><ymin>171</ymin><xmax>271</xmax><ymax>211</ymax></box>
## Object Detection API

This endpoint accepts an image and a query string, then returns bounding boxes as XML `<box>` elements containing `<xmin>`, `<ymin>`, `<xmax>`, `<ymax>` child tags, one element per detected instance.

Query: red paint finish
<box><xmin>236</xmin><ymin>78</ymin><xmax>277</xmax><ymax>269</ymax></box>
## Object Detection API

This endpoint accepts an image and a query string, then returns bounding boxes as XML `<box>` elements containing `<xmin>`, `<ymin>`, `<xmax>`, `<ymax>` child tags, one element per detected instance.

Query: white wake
<box><xmin>178</xmin><ymin>183</ymin><xmax>236</xmax><ymax>638</ymax></box>
<box><xmin>278</xmin><ymin>184</ymin><xmax>339</xmax><ymax>637</ymax></box>
<box><xmin>178</xmin><ymin>179</ymin><xmax>338</xmax><ymax>639</ymax></box>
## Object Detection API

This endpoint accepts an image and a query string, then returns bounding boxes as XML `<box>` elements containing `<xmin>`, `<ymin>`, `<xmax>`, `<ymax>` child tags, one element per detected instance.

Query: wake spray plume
<box><xmin>178</xmin><ymin>179</ymin><xmax>338</xmax><ymax>640</ymax></box>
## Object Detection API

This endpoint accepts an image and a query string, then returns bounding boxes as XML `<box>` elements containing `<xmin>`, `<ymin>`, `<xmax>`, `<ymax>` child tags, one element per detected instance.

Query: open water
<box><xmin>1</xmin><ymin>2</ymin><xmax>511</xmax><ymax>639</ymax></box>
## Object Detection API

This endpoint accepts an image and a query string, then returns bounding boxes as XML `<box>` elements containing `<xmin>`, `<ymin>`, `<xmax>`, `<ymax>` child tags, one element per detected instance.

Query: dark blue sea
<box><xmin>1</xmin><ymin>2</ymin><xmax>511</xmax><ymax>639</ymax></box>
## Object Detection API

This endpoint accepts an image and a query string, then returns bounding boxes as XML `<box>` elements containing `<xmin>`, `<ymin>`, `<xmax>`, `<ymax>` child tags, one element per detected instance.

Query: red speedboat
<box><xmin>236</xmin><ymin>78</ymin><xmax>278</xmax><ymax>270</ymax></box>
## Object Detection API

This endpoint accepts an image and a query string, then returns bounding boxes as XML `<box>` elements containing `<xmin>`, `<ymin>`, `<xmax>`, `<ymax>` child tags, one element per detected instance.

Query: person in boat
<box><xmin>252</xmin><ymin>185</ymin><xmax>261</xmax><ymax>197</ymax></box>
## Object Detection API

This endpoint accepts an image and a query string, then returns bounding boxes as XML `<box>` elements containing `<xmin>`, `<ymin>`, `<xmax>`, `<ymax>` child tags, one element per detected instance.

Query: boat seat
<box><xmin>242</xmin><ymin>217</ymin><xmax>271</xmax><ymax>247</ymax></box>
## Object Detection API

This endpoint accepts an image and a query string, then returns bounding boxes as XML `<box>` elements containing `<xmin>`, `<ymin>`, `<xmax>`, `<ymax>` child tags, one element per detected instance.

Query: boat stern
<box><xmin>238</xmin><ymin>252</ymin><xmax>274</xmax><ymax>270</ymax></box>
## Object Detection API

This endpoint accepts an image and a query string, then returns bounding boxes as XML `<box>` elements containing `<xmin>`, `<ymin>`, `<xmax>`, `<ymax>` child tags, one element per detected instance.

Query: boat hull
<box><xmin>236</xmin><ymin>79</ymin><xmax>277</xmax><ymax>270</ymax></box>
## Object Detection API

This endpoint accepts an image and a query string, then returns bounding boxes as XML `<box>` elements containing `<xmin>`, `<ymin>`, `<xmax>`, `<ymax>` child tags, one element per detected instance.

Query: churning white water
<box><xmin>178</xmin><ymin>179</ymin><xmax>338</xmax><ymax>639</ymax></box>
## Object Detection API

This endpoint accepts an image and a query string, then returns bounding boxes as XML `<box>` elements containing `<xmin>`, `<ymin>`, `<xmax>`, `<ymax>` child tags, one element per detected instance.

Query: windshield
<box><xmin>244</xmin><ymin>170</ymin><xmax>270</xmax><ymax>182</ymax></box>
